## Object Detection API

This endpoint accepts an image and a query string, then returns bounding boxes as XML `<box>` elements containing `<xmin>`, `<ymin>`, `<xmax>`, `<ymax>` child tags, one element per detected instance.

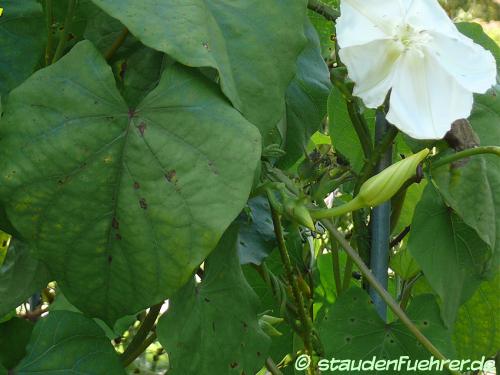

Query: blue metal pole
<box><xmin>369</xmin><ymin>109</ymin><xmax>392</xmax><ymax>321</ymax></box>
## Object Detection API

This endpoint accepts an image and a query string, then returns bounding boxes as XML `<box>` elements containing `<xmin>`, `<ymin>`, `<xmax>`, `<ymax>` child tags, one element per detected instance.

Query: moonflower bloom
<box><xmin>336</xmin><ymin>0</ymin><xmax>497</xmax><ymax>139</ymax></box>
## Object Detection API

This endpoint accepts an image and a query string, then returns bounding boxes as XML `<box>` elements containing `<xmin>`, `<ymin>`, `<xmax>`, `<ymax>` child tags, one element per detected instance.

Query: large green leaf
<box><xmin>0</xmin><ymin>240</ymin><xmax>50</xmax><ymax>317</ymax></box>
<box><xmin>408</xmin><ymin>184</ymin><xmax>490</xmax><ymax>326</ymax></box>
<box><xmin>16</xmin><ymin>311</ymin><xmax>125</xmax><ymax>375</ymax></box>
<box><xmin>0</xmin><ymin>41</ymin><xmax>261</xmax><ymax>325</ymax></box>
<box><xmin>469</xmin><ymin>87</ymin><xmax>500</xmax><ymax>269</ymax></box>
<box><xmin>157</xmin><ymin>224</ymin><xmax>271</xmax><ymax>375</ymax></box>
<box><xmin>90</xmin><ymin>0</ymin><xmax>308</xmax><ymax>144</ymax></box>
<box><xmin>433</xmin><ymin>157</ymin><xmax>496</xmax><ymax>260</ymax></box>
<box><xmin>317</xmin><ymin>287</ymin><xmax>454</xmax><ymax>372</ymax></box>
<box><xmin>453</xmin><ymin>272</ymin><xmax>500</xmax><ymax>361</ymax></box>
<box><xmin>0</xmin><ymin>0</ymin><xmax>46</xmax><ymax>95</ymax></box>
<box><xmin>279</xmin><ymin>20</ymin><xmax>331</xmax><ymax>168</ymax></box>
<box><xmin>0</xmin><ymin>318</ymin><xmax>33</xmax><ymax>370</ymax></box>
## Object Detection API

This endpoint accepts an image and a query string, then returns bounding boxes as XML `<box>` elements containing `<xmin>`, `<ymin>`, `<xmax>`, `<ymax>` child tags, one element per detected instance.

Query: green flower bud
<box><xmin>283</xmin><ymin>198</ymin><xmax>315</xmax><ymax>231</ymax></box>
<box><xmin>357</xmin><ymin>148</ymin><xmax>430</xmax><ymax>207</ymax></box>
<box><xmin>259</xmin><ymin>319</ymin><xmax>283</xmax><ymax>337</ymax></box>
<box><xmin>260</xmin><ymin>315</ymin><xmax>284</xmax><ymax>325</ymax></box>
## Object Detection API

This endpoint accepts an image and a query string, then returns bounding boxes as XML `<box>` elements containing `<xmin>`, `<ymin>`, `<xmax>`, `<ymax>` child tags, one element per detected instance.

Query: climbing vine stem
<box><xmin>431</xmin><ymin>146</ymin><xmax>500</xmax><ymax>169</ymax></box>
<box><xmin>268</xmin><ymin>195</ymin><xmax>315</xmax><ymax>375</ymax></box>
<box><xmin>52</xmin><ymin>0</ymin><xmax>77</xmax><ymax>64</ymax></box>
<box><xmin>121</xmin><ymin>302</ymin><xmax>163</xmax><ymax>366</ymax></box>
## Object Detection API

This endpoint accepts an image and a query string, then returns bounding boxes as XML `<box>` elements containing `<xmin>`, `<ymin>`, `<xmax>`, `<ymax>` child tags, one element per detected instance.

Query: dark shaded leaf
<box><xmin>16</xmin><ymin>311</ymin><xmax>125</xmax><ymax>375</ymax></box>
<box><xmin>0</xmin><ymin>0</ymin><xmax>45</xmax><ymax>95</ymax></box>
<box><xmin>0</xmin><ymin>240</ymin><xmax>50</xmax><ymax>317</ymax></box>
<box><xmin>280</xmin><ymin>20</ymin><xmax>331</xmax><ymax>168</ymax></box>
<box><xmin>91</xmin><ymin>0</ymin><xmax>308</xmax><ymax>145</ymax></box>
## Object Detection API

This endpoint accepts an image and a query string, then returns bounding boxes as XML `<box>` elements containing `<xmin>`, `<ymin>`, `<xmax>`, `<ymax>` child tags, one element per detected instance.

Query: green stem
<box><xmin>44</xmin><ymin>0</ymin><xmax>54</xmax><ymax>66</ymax></box>
<box><xmin>265</xmin><ymin>357</ymin><xmax>284</xmax><ymax>375</ymax></box>
<box><xmin>330</xmin><ymin>239</ymin><xmax>343</xmax><ymax>296</ymax></box>
<box><xmin>52</xmin><ymin>0</ymin><xmax>77</xmax><ymax>64</ymax></box>
<box><xmin>122</xmin><ymin>332</ymin><xmax>157</xmax><ymax>367</ymax></box>
<box><xmin>399</xmin><ymin>273</ymin><xmax>422</xmax><ymax>310</ymax></box>
<box><xmin>307</xmin><ymin>0</ymin><xmax>340</xmax><ymax>21</ymax></box>
<box><xmin>342</xmin><ymin>255</ymin><xmax>354</xmax><ymax>292</ymax></box>
<box><xmin>346</xmin><ymin>100</ymin><xmax>373</xmax><ymax>159</ymax></box>
<box><xmin>310</xmin><ymin>197</ymin><xmax>363</xmax><ymax>219</ymax></box>
<box><xmin>321</xmin><ymin>220</ymin><xmax>461</xmax><ymax>375</ymax></box>
<box><xmin>431</xmin><ymin>146</ymin><xmax>500</xmax><ymax>169</ymax></box>
<box><xmin>121</xmin><ymin>303</ymin><xmax>162</xmax><ymax>366</ymax></box>
<box><xmin>105</xmin><ymin>28</ymin><xmax>129</xmax><ymax>61</ymax></box>
<box><xmin>269</xmin><ymin>199</ymin><xmax>314</xmax><ymax>375</ymax></box>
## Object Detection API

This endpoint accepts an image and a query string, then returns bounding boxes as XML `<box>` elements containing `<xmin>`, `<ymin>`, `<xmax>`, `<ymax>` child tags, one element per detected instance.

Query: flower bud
<box><xmin>283</xmin><ymin>198</ymin><xmax>315</xmax><ymax>231</ymax></box>
<box><xmin>259</xmin><ymin>316</ymin><xmax>283</xmax><ymax>337</ymax></box>
<box><xmin>357</xmin><ymin>148</ymin><xmax>430</xmax><ymax>207</ymax></box>
<box><xmin>260</xmin><ymin>315</ymin><xmax>284</xmax><ymax>325</ymax></box>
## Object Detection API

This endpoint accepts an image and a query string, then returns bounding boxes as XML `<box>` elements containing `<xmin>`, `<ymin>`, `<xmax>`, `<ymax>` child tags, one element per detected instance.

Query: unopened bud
<box><xmin>260</xmin><ymin>315</ymin><xmax>284</xmax><ymax>325</ymax></box>
<box><xmin>283</xmin><ymin>198</ymin><xmax>315</xmax><ymax>231</ymax></box>
<box><xmin>259</xmin><ymin>319</ymin><xmax>283</xmax><ymax>337</ymax></box>
<box><xmin>357</xmin><ymin>148</ymin><xmax>430</xmax><ymax>207</ymax></box>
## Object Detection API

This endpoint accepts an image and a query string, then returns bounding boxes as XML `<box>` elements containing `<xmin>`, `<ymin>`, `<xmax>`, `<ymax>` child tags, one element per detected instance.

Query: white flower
<box><xmin>336</xmin><ymin>0</ymin><xmax>497</xmax><ymax>139</ymax></box>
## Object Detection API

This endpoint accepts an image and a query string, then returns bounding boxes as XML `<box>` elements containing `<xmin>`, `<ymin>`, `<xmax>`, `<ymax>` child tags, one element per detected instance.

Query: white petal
<box><xmin>425</xmin><ymin>32</ymin><xmax>497</xmax><ymax>93</ymax></box>
<box><xmin>337</xmin><ymin>0</ymin><xmax>406</xmax><ymax>48</ymax></box>
<box><xmin>339</xmin><ymin>39</ymin><xmax>403</xmax><ymax>108</ymax></box>
<box><xmin>405</xmin><ymin>0</ymin><xmax>456</xmax><ymax>34</ymax></box>
<box><xmin>387</xmin><ymin>50</ymin><xmax>473</xmax><ymax>139</ymax></box>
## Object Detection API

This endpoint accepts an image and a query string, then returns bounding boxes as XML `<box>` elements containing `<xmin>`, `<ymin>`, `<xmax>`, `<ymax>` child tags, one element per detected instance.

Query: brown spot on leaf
<box><xmin>204</xmin><ymin>297</ymin><xmax>210</xmax><ymax>303</ymax></box>
<box><xmin>230</xmin><ymin>362</ymin><xmax>238</xmax><ymax>369</ymax></box>
<box><xmin>112</xmin><ymin>217</ymin><xmax>119</xmax><ymax>230</ymax></box>
<box><xmin>133</xmin><ymin>181</ymin><xmax>140</xmax><ymax>189</ymax></box>
<box><xmin>115</xmin><ymin>233</ymin><xmax>122</xmax><ymax>240</ymax></box>
<box><xmin>207</xmin><ymin>160</ymin><xmax>218</xmax><ymax>175</ymax></box>
<box><xmin>139</xmin><ymin>198</ymin><xmax>148</xmax><ymax>209</ymax></box>
<box><xmin>165</xmin><ymin>169</ymin><xmax>176</xmax><ymax>182</ymax></box>
<box><xmin>119</xmin><ymin>61</ymin><xmax>128</xmax><ymax>81</ymax></box>
<box><xmin>108</xmin><ymin>255</ymin><xmax>113</xmax><ymax>264</ymax></box>
<box><xmin>128</xmin><ymin>108</ymin><xmax>136</xmax><ymax>118</ymax></box>
<box><xmin>137</xmin><ymin>122</ymin><xmax>146</xmax><ymax>136</ymax></box>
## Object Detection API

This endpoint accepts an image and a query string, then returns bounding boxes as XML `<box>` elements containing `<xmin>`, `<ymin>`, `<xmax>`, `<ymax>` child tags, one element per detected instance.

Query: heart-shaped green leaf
<box><xmin>408</xmin><ymin>184</ymin><xmax>491</xmax><ymax>326</ymax></box>
<box><xmin>0</xmin><ymin>41</ymin><xmax>260</xmax><ymax>325</ymax></box>
<box><xmin>157</xmin><ymin>224</ymin><xmax>271</xmax><ymax>374</ymax></box>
